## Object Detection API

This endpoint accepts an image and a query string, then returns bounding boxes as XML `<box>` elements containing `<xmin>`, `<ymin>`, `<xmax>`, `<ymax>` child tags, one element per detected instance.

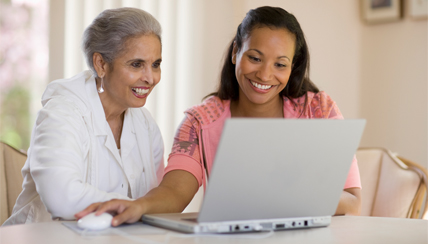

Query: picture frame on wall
<box><xmin>409</xmin><ymin>0</ymin><xmax>428</xmax><ymax>19</ymax></box>
<box><xmin>361</xmin><ymin>0</ymin><xmax>403</xmax><ymax>24</ymax></box>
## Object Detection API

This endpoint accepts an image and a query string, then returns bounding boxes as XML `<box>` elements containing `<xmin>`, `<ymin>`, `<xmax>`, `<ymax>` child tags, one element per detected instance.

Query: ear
<box><xmin>231</xmin><ymin>41</ymin><xmax>238</xmax><ymax>64</ymax></box>
<box><xmin>93</xmin><ymin>53</ymin><xmax>108</xmax><ymax>78</ymax></box>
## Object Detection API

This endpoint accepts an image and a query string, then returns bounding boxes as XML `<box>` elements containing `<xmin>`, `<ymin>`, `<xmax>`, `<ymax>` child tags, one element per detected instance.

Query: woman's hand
<box><xmin>75</xmin><ymin>199</ymin><xmax>146</xmax><ymax>226</ymax></box>
<box><xmin>74</xmin><ymin>170</ymin><xmax>199</xmax><ymax>226</ymax></box>
<box><xmin>334</xmin><ymin>187</ymin><xmax>362</xmax><ymax>216</ymax></box>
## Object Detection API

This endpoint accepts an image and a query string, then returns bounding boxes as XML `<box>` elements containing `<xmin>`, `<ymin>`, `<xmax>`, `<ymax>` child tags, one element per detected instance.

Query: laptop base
<box><xmin>142</xmin><ymin>212</ymin><xmax>331</xmax><ymax>234</ymax></box>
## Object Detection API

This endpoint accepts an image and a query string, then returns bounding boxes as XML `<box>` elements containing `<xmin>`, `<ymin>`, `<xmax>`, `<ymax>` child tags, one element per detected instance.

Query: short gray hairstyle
<box><xmin>82</xmin><ymin>7</ymin><xmax>162</xmax><ymax>77</ymax></box>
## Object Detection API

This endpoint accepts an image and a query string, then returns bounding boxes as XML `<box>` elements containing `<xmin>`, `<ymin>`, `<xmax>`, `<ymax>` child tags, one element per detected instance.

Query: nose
<box><xmin>255</xmin><ymin>63</ymin><xmax>273</xmax><ymax>82</ymax></box>
<box><xmin>142</xmin><ymin>66</ymin><xmax>154</xmax><ymax>85</ymax></box>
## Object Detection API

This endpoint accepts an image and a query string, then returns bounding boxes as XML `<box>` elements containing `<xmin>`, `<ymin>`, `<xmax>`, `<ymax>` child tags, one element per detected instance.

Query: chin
<box><xmin>136</xmin><ymin>98</ymin><xmax>148</xmax><ymax>107</ymax></box>
<box><xmin>247</xmin><ymin>95</ymin><xmax>275</xmax><ymax>105</ymax></box>
<box><xmin>130</xmin><ymin>101</ymin><xmax>147</xmax><ymax>108</ymax></box>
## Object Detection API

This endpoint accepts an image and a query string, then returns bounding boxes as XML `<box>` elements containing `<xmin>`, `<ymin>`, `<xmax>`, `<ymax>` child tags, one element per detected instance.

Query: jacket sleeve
<box><xmin>29</xmin><ymin>97</ymin><xmax>130</xmax><ymax>220</ymax></box>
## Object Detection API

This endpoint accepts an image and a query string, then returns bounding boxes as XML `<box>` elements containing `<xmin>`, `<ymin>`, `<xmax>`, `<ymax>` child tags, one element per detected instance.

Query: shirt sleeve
<box><xmin>164</xmin><ymin>116</ymin><xmax>204</xmax><ymax>186</ymax></box>
<box><xmin>309</xmin><ymin>91</ymin><xmax>343</xmax><ymax>119</ymax></box>
<box><xmin>344</xmin><ymin>155</ymin><xmax>361</xmax><ymax>189</ymax></box>
<box><xmin>30</xmin><ymin>98</ymin><xmax>130</xmax><ymax>220</ymax></box>
<box><xmin>312</xmin><ymin>92</ymin><xmax>362</xmax><ymax>189</ymax></box>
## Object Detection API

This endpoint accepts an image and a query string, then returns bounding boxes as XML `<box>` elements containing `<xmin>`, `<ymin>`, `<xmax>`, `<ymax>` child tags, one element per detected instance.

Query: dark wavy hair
<box><xmin>207</xmin><ymin>6</ymin><xmax>319</xmax><ymax>107</ymax></box>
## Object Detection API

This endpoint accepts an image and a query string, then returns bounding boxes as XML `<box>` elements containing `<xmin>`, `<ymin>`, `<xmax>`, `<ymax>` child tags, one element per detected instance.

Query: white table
<box><xmin>0</xmin><ymin>216</ymin><xmax>427</xmax><ymax>244</ymax></box>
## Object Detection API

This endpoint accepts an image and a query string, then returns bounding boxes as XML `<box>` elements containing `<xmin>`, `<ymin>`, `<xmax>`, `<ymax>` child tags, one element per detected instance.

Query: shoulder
<box><xmin>40</xmin><ymin>95</ymin><xmax>85</xmax><ymax>119</ymax></box>
<box><xmin>35</xmin><ymin>99</ymin><xmax>90</xmax><ymax>146</ymax></box>
<box><xmin>307</xmin><ymin>91</ymin><xmax>334</xmax><ymax>107</ymax></box>
<box><xmin>39</xmin><ymin>95</ymin><xmax>89</xmax><ymax>128</ymax></box>
<box><xmin>184</xmin><ymin>96</ymin><xmax>229</xmax><ymax>126</ymax></box>
<box><xmin>43</xmin><ymin>71</ymin><xmax>91</xmax><ymax>99</ymax></box>
<box><xmin>285</xmin><ymin>91</ymin><xmax>343</xmax><ymax>119</ymax></box>
<box><xmin>42</xmin><ymin>71</ymin><xmax>93</xmax><ymax>114</ymax></box>
<box><xmin>307</xmin><ymin>91</ymin><xmax>342</xmax><ymax>119</ymax></box>
<box><xmin>33</xmin><ymin>96</ymin><xmax>89</xmax><ymax>152</ymax></box>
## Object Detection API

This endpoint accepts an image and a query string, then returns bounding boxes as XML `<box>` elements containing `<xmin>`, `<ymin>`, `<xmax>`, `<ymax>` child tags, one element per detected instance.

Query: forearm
<box><xmin>334</xmin><ymin>188</ymin><xmax>362</xmax><ymax>216</ymax></box>
<box><xmin>135</xmin><ymin>170</ymin><xmax>199</xmax><ymax>214</ymax></box>
<box><xmin>136</xmin><ymin>186</ymin><xmax>190</xmax><ymax>214</ymax></box>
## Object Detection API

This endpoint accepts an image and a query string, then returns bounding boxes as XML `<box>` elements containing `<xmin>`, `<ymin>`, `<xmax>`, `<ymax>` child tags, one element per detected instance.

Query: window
<box><xmin>0</xmin><ymin>0</ymin><xmax>48</xmax><ymax>150</ymax></box>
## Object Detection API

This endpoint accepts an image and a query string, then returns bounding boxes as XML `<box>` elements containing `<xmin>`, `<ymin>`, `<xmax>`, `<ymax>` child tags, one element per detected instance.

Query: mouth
<box><xmin>132</xmin><ymin>87</ymin><xmax>150</xmax><ymax>96</ymax></box>
<box><xmin>249</xmin><ymin>79</ymin><xmax>273</xmax><ymax>90</ymax></box>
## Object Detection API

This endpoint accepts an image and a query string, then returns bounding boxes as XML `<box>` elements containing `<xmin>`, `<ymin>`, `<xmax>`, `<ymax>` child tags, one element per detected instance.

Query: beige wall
<box><xmin>360</xmin><ymin>7</ymin><xmax>428</xmax><ymax>167</ymax></box>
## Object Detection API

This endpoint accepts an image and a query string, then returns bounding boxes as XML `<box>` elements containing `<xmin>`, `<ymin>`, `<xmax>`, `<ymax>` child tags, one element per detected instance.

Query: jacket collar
<box><xmin>84</xmin><ymin>75</ymin><xmax>138</xmax><ymax>164</ymax></box>
<box><xmin>85</xmin><ymin>76</ymin><xmax>122</xmax><ymax>163</ymax></box>
<box><xmin>120</xmin><ymin>109</ymin><xmax>136</xmax><ymax>160</ymax></box>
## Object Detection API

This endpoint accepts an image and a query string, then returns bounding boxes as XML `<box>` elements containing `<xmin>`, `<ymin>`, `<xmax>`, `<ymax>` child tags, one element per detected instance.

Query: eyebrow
<box><xmin>249</xmin><ymin>49</ymin><xmax>290</xmax><ymax>62</ymax></box>
<box><xmin>127</xmin><ymin>58</ymin><xmax>162</xmax><ymax>64</ymax></box>
<box><xmin>127</xmin><ymin>59</ymin><xmax>145</xmax><ymax>64</ymax></box>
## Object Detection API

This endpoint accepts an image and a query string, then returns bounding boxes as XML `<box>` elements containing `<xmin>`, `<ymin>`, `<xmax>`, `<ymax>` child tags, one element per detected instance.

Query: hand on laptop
<box><xmin>334</xmin><ymin>188</ymin><xmax>362</xmax><ymax>216</ymax></box>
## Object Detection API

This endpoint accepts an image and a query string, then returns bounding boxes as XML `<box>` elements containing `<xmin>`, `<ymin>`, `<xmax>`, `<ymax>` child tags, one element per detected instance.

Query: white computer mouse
<box><xmin>77</xmin><ymin>212</ymin><xmax>113</xmax><ymax>230</ymax></box>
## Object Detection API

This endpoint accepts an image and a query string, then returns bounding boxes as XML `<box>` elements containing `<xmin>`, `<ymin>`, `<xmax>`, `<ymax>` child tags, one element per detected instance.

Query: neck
<box><xmin>230</xmin><ymin>94</ymin><xmax>284</xmax><ymax>118</ymax></box>
<box><xmin>102</xmin><ymin>102</ymin><xmax>126</xmax><ymax>122</ymax></box>
<box><xmin>96</xmin><ymin>78</ymin><xmax>126</xmax><ymax>122</ymax></box>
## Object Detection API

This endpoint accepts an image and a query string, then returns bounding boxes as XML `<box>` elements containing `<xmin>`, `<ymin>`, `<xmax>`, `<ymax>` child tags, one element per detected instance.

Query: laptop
<box><xmin>142</xmin><ymin>119</ymin><xmax>366</xmax><ymax>233</ymax></box>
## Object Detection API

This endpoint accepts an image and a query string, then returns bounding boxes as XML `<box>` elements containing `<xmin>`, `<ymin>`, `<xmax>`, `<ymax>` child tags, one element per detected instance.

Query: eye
<box><xmin>248</xmin><ymin>55</ymin><xmax>261</xmax><ymax>62</ymax></box>
<box><xmin>152</xmin><ymin>62</ymin><xmax>161</xmax><ymax>69</ymax></box>
<box><xmin>131</xmin><ymin>62</ymin><xmax>142</xmax><ymax>68</ymax></box>
<box><xmin>275</xmin><ymin>63</ymin><xmax>287</xmax><ymax>68</ymax></box>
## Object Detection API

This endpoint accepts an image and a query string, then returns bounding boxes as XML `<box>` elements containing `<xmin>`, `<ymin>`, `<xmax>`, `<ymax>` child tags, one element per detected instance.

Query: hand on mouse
<box><xmin>77</xmin><ymin>212</ymin><xmax>113</xmax><ymax>230</ymax></box>
<box><xmin>75</xmin><ymin>199</ymin><xmax>146</xmax><ymax>227</ymax></box>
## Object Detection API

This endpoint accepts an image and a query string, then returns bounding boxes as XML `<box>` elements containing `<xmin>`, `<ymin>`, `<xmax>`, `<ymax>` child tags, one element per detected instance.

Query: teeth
<box><xmin>132</xmin><ymin>88</ymin><xmax>149</xmax><ymax>95</ymax></box>
<box><xmin>250</xmin><ymin>80</ymin><xmax>272</xmax><ymax>90</ymax></box>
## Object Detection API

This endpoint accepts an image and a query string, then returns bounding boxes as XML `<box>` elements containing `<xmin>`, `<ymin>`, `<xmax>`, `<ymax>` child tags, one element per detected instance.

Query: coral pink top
<box><xmin>166</xmin><ymin>92</ymin><xmax>361</xmax><ymax>191</ymax></box>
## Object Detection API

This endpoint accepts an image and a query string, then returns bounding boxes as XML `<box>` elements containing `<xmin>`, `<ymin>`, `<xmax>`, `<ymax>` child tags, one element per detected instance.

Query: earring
<box><xmin>98</xmin><ymin>77</ymin><xmax>104</xmax><ymax>94</ymax></box>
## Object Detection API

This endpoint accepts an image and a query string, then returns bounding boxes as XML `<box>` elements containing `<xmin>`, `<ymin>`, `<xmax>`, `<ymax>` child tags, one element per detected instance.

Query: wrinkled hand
<box><xmin>74</xmin><ymin>199</ymin><xmax>146</xmax><ymax>227</ymax></box>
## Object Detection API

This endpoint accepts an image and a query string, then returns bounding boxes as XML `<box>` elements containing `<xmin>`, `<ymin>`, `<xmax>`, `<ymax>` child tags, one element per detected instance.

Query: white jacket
<box><xmin>3</xmin><ymin>71</ymin><xmax>164</xmax><ymax>225</ymax></box>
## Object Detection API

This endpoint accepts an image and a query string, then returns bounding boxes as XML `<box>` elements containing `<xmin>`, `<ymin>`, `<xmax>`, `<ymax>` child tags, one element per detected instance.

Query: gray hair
<box><xmin>82</xmin><ymin>7</ymin><xmax>162</xmax><ymax>77</ymax></box>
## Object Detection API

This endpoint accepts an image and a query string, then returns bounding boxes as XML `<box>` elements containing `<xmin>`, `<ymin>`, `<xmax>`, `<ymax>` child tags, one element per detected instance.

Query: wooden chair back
<box><xmin>0</xmin><ymin>142</ymin><xmax>27</xmax><ymax>225</ymax></box>
<box><xmin>357</xmin><ymin>147</ymin><xmax>427</xmax><ymax>218</ymax></box>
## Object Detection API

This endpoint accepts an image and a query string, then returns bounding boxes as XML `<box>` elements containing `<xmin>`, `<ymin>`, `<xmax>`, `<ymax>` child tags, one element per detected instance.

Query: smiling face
<box><xmin>98</xmin><ymin>34</ymin><xmax>162</xmax><ymax>111</ymax></box>
<box><xmin>232</xmin><ymin>27</ymin><xmax>296</xmax><ymax>108</ymax></box>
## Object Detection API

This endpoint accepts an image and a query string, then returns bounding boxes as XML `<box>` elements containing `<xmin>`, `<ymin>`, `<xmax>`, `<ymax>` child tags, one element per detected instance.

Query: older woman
<box><xmin>2</xmin><ymin>8</ymin><xmax>164</xmax><ymax>225</ymax></box>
